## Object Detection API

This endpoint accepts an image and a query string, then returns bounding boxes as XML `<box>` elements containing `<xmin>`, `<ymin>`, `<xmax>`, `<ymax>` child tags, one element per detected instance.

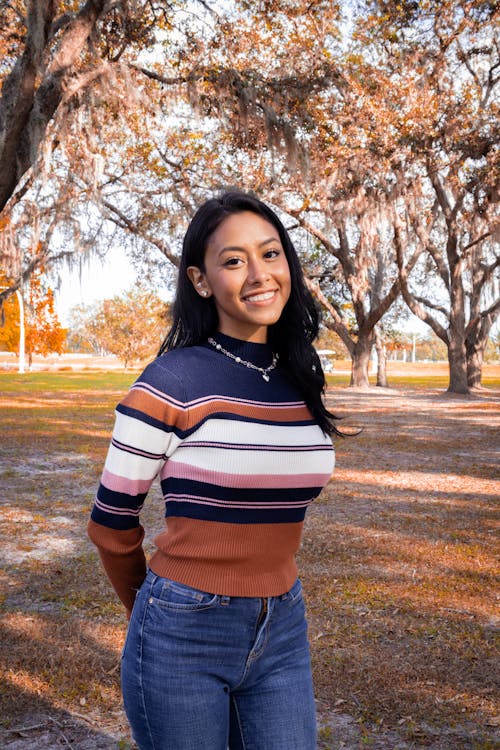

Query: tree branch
<box><xmin>0</xmin><ymin>0</ymin><xmax>108</xmax><ymax>211</ymax></box>
<box><xmin>393</xmin><ymin>214</ymin><xmax>449</xmax><ymax>343</ymax></box>
<box><xmin>305</xmin><ymin>277</ymin><xmax>354</xmax><ymax>355</ymax></box>
<box><xmin>465</xmin><ymin>295</ymin><xmax>500</xmax><ymax>339</ymax></box>
<box><xmin>100</xmin><ymin>198</ymin><xmax>180</xmax><ymax>267</ymax></box>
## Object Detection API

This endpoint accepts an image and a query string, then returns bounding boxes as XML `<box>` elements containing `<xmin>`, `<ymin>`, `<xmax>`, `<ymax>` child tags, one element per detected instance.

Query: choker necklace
<box><xmin>208</xmin><ymin>337</ymin><xmax>278</xmax><ymax>382</ymax></box>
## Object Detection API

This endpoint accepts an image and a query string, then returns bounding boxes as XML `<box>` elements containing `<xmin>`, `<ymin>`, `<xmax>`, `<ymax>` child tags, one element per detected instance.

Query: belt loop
<box><xmin>220</xmin><ymin>595</ymin><xmax>230</xmax><ymax>606</ymax></box>
<box><xmin>147</xmin><ymin>570</ymin><xmax>158</xmax><ymax>600</ymax></box>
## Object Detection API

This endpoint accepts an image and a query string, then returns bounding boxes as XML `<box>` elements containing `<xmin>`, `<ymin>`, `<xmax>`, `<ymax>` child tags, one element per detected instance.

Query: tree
<box><xmin>69</xmin><ymin>288</ymin><xmax>169</xmax><ymax>367</ymax></box>
<box><xmin>2</xmin><ymin>0</ymin><xmax>495</xmax><ymax>397</ymax></box>
<box><xmin>141</xmin><ymin>0</ymin><xmax>405</xmax><ymax>388</ymax></box>
<box><xmin>66</xmin><ymin>303</ymin><xmax>107</xmax><ymax>355</ymax></box>
<box><xmin>0</xmin><ymin>0</ymin><xmax>194</xmax><ymax>212</ymax></box>
<box><xmin>416</xmin><ymin>334</ymin><xmax>448</xmax><ymax>363</ymax></box>
<box><xmin>10</xmin><ymin>269</ymin><xmax>67</xmax><ymax>367</ymax></box>
<box><xmin>202</xmin><ymin>0</ymin><xmax>500</xmax><ymax>392</ymax></box>
<box><xmin>0</xmin><ymin>0</ymin><xmax>215</xmax><ymax>307</ymax></box>
<box><xmin>353</xmin><ymin>0</ymin><xmax>500</xmax><ymax>393</ymax></box>
<box><xmin>289</xmin><ymin>206</ymin><xmax>402</xmax><ymax>388</ymax></box>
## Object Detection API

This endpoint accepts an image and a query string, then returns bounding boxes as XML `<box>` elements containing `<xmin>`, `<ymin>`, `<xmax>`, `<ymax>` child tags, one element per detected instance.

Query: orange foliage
<box><xmin>0</xmin><ymin>270</ymin><xmax>66</xmax><ymax>363</ymax></box>
<box><xmin>0</xmin><ymin>273</ymin><xmax>19</xmax><ymax>352</ymax></box>
<box><xmin>24</xmin><ymin>272</ymin><xmax>67</xmax><ymax>365</ymax></box>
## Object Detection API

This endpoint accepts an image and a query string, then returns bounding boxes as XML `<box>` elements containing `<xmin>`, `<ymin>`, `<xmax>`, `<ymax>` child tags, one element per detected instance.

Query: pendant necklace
<box><xmin>208</xmin><ymin>337</ymin><xmax>278</xmax><ymax>382</ymax></box>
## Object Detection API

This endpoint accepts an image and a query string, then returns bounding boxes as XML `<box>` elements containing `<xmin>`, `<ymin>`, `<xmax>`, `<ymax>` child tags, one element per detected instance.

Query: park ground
<box><xmin>0</xmin><ymin>358</ymin><xmax>498</xmax><ymax>749</ymax></box>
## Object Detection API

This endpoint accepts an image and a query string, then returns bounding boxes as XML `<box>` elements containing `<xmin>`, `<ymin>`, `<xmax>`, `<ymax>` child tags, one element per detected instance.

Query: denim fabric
<box><xmin>121</xmin><ymin>569</ymin><xmax>317</xmax><ymax>749</ymax></box>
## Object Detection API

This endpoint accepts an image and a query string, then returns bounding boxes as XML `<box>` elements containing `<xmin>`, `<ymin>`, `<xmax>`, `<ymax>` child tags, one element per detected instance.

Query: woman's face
<box><xmin>187</xmin><ymin>211</ymin><xmax>291</xmax><ymax>343</ymax></box>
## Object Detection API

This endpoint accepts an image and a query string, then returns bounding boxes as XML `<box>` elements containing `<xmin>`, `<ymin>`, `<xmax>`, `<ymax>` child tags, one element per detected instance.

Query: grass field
<box><xmin>0</xmin><ymin>368</ymin><xmax>498</xmax><ymax>749</ymax></box>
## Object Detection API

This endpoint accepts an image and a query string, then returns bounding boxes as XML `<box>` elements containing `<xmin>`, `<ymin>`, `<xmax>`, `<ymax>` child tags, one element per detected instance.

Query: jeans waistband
<box><xmin>144</xmin><ymin>568</ymin><xmax>302</xmax><ymax>603</ymax></box>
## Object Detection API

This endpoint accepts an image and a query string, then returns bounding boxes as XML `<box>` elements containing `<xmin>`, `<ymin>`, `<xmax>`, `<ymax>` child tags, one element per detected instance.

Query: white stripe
<box><xmin>105</xmin><ymin>443</ymin><xmax>165</xmax><ymax>481</ymax></box>
<box><xmin>183</xmin><ymin>418</ymin><xmax>332</xmax><ymax>448</ymax></box>
<box><xmin>161</xmin><ymin>445</ymin><xmax>335</xmax><ymax>477</ymax></box>
<box><xmin>186</xmin><ymin>395</ymin><xmax>305</xmax><ymax>409</ymax></box>
<box><xmin>113</xmin><ymin>411</ymin><xmax>181</xmax><ymax>454</ymax></box>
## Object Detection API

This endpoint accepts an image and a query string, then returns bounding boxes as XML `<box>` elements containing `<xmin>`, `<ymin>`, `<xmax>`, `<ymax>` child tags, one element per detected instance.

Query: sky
<box><xmin>54</xmin><ymin>247</ymin><xmax>137</xmax><ymax>325</ymax></box>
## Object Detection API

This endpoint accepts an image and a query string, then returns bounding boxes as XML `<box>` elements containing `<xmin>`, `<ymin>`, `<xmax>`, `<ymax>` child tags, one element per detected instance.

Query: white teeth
<box><xmin>245</xmin><ymin>291</ymin><xmax>275</xmax><ymax>302</ymax></box>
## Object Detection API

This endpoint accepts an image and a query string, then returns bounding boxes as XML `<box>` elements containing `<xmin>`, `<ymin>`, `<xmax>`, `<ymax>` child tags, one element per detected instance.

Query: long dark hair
<box><xmin>158</xmin><ymin>191</ymin><xmax>340</xmax><ymax>435</ymax></box>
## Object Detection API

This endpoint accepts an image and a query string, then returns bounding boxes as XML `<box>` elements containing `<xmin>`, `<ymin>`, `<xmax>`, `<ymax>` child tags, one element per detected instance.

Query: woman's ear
<box><xmin>187</xmin><ymin>266</ymin><xmax>212</xmax><ymax>298</ymax></box>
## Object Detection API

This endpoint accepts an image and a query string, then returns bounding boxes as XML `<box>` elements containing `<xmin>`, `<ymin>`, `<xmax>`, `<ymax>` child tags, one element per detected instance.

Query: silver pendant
<box><xmin>262</xmin><ymin>373</ymin><xmax>270</xmax><ymax>382</ymax></box>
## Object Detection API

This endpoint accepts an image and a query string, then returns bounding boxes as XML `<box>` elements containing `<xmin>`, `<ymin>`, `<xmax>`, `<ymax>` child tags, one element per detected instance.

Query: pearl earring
<box><xmin>201</xmin><ymin>290</ymin><xmax>208</xmax><ymax>297</ymax></box>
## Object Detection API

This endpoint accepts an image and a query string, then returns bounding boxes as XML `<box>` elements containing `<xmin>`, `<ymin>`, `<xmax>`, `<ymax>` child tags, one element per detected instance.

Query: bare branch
<box><xmin>305</xmin><ymin>277</ymin><xmax>354</xmax><ymax>355</ymax></box>
<box><xmin>465</xmin><ymin>296</ymin><xmax>500</xmax><ymax>338</ymax></box>
<box><xmin>393</xmin><ymin>214</ymin><xmax>449</xmax><ymax>343</ymax></box>
<box><xmin>411</xmin><ymin>294</ymin><xmax>449</xmax><ymax>318</ymax></box>
<box><xmin>364</xmin><ymin>277</ymin><xmax>401</xmax><ymax>331</ymax></box>
<box><xmin>100</xmin><ymin>198</ymin><xmax>180</xmax><ymax>267</ymax></box>
<box><xmin>460</xmin><ymin>230</ymin><xmax>492</xmax><ymax>257</ymax></box>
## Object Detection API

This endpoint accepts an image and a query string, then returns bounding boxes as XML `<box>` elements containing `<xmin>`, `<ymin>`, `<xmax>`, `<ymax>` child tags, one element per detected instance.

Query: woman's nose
<box><xmin>247</xmin><ymin>258</ymin><xmax>269</xmax><ymax>283</ymax></box>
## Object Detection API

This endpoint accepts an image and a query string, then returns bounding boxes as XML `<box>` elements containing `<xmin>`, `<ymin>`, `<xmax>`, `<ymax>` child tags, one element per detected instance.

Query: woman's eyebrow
<box><xmin>219</xmin><ymin>237</ymin><xmax>281</xmax><ymax>254</ymax></box>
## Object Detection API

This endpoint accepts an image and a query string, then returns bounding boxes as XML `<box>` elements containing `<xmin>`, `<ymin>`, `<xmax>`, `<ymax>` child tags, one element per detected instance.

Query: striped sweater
<box><xmin>88</xmin><ymin>333</ymin><xmax>335</xmax><ymax>612</ymax></box>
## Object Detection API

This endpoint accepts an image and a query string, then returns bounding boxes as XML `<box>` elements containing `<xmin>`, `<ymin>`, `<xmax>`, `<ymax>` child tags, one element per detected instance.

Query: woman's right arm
<box><xmin>88</xmin><ymin>359</ymin><xmax>185</xmax><ymax>616</ymax></box>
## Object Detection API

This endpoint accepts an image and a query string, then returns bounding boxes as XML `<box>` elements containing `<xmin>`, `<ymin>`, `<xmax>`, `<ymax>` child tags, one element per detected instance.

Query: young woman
<box><xmin>88</xmin><ymin>191</ymin><xmax>339</xmax><ymax>750</ymax></box>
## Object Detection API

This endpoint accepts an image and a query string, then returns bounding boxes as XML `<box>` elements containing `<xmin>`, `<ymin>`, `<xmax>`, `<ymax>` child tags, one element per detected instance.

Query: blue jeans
<box><xmin>121</xmin><ymin>569</ymin><xmax>317</xmax><ymax>749</ymax></box>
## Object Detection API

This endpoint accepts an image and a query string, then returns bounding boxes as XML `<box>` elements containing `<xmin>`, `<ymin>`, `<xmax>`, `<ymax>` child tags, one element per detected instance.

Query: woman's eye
<box><xmin>264</xmin><ymin>249</ymin><xmax>280</xmax><ymax>258</ymax></box>
<box><xmin>224</xmin><ymin>257</ymin><xmax>243</xmax><ymax>266</ymax></box>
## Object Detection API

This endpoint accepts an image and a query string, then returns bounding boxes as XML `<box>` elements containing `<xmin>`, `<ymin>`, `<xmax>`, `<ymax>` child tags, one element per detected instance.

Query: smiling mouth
<box><xmin>243</xmin><ymin>290</ymin><xmax>277</xmax><ymax>303</ymax></box>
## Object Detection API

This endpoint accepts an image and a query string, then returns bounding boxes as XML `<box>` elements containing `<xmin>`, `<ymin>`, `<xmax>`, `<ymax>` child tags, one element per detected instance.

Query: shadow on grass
<box><xmin>0</xmin><ymin>373</ymin><xmax>499</xmax><ymax>749</ymax></box>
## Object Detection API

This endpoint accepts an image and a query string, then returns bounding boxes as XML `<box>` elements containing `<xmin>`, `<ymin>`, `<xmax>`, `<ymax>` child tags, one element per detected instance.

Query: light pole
<box><xmin>15</xmin><ymin>289</ymin><xmax>25</xmax><ymax>373</ymax></box>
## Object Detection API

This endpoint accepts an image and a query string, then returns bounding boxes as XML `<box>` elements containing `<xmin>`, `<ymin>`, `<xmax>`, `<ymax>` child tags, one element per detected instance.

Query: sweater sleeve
<box><xmin>88</xmin><ymin>358</ymin><xmax>186</xmax><ymax>615</ymax></box>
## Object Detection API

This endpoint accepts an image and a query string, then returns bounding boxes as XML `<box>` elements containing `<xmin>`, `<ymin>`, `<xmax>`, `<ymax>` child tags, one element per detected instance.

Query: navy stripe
<box><xmin>111</xmin><ymin>438</ymin><xmax>165</xmax><ymax>461</ymax></box>
<box><xmin>97</xmin><ymin>484</ymin><xmax>147</xmax><ymax>509</ymax></box>
<box><xmin>160</xmin><ymin>478</ymin><xmax>320</xmax><ymax>504</ymax></box>
<box><xmin>90</xmin><ymin>505</ymin><xmax>140</xmax><ymax>530</ymax></box>
<box><xmin>165</xmin><ymin>502</ymin><xmax>308</xmax><ymax>524</ymax></box>
<box><xmin>197</xmin><ymin>412</ymin><xmax>316</xmax><ymax>427</ymax></box>
<box><xmin>177</xmin><ymin>441</ymin><xmax>332</xmax><ymax>452</ymax></box>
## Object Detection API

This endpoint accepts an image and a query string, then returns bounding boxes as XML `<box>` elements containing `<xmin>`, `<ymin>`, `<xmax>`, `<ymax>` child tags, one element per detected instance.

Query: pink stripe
<box><xmin>161</xmin><ymin>461</ymin><xmax>330</xmax><ymax>488</ymax></box>
<box><xmin>101</xmin><ymin>469</ymin><xmax>152</xmax><ymax>494</ymax></box>
<box><xmin>133</xmin><ymin>382</ymin><xmax>305</xmax><ymax>410</ymax></box>
<box><xmin>165</xmin><ymin>493</ymin><xmax>313</xmax><ymax>509</ymax></box>
<box><xmin>94</xmin><ymin>498</ymin><xmax>142</xmax><ymax>516</ymax></box>
<box><xmin>133</xmin><ymin>381</ymin><xmax>186</xmax><ymax>408</ymax></box>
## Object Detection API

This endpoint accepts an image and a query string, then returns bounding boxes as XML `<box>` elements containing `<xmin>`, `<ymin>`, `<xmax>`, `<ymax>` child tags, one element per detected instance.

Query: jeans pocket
<box><xmin>149</xmin><ymin>577</ymin><xmax>219</xmax><ymax>611</ymax></box>
<box><xmin>287</xmin><ymin>577</ymin><xmax>303</xmax><ymax>603</ymax></box>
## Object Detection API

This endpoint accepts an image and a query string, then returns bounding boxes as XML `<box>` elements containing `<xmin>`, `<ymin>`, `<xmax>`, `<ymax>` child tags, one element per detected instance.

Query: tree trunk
<box><xmin>447</xmin><ymin>337</ymin><xmax>469</xmax><ymax>394</ymax></box>
<box><xmin>466</xmin><ymin>312</ymin><xmax>496</xmax><ymax>389</ymax></box>
<box><xmin>466</xmin><ymin>344</ymin><xmax>484</xmax><ymax>389</ymax></box>
<box><xmin>375</xmin><ymin>340</ymin><xmax>388</xmax><ymax>387</ymax></box>
<box><xmin>350</xmin><ymin>334</ymin><xmax>373</xmax><ymax>387</ymax></box>
<box><xmin>0</xmin><ymin>0</ymin><xmax>108</xmax><ymax>211</ymax></box>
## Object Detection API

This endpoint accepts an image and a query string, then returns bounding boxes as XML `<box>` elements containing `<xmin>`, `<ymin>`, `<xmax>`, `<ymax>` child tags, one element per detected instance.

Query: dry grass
<box><xmin>0</xmin><ymin>369</ymin><xmax>498</xmax><ymax>749</ymax></box>
<box><xmin>308</xmin><ymin>385</ymin><xmax>499</xmax><ymax>748</ymax></box>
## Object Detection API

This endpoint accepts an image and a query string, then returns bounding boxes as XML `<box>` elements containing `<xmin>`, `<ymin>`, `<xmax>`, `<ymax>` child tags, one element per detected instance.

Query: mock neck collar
<box><xmin>207</xmin><ymin>332</ymin><xmax>275</xmax><ymax>368</ymax></box>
